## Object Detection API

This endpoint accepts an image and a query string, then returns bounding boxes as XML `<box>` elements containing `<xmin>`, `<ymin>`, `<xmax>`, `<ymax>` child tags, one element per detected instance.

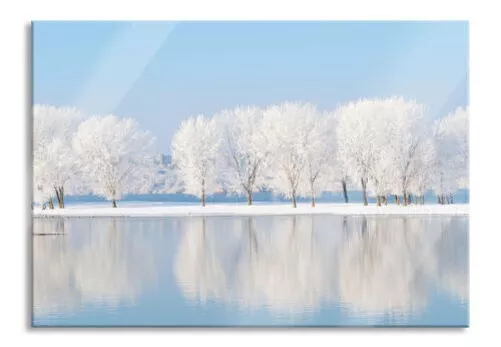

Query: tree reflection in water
<box><xmin>174</xmin><ymin>215</ymin><xmax>468</xmax><ymax>321</ymax></box>
<box><xmin>33</xmin><ymin>218</ymin><xmax>157</xmax><ymax>316</ymax></box>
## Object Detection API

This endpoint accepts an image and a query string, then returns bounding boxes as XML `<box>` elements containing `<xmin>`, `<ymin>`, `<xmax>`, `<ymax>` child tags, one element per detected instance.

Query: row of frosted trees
<box><xmin>171</xmin><ymin>98</ymin><xmax>468</xmax><ymax>207</ymax></box>
<box><xmin>33</xmin><ymin>106</ymin><xmax>157</xmax><ymax>209</ymax></box>
<box><xmin>33</xmin><ymin>97</ymin><xmax>468</xmax><ymax>208</ymax></box>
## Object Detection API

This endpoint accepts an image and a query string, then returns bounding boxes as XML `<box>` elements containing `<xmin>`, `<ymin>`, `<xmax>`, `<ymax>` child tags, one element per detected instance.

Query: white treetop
<box><xmin>215</xmin><ymin>106</ymin><xmax>270</xmax><ymax>204</ymax></box>
<box><xmin>408</xmin><ymin>138</ymin><xmax>436</xmax><ymax>201</ymax></box>
<box><xmin>72</xmin><ymin>114</ymin><xmax>156</xmax><ymax>207</ymax></box>
<box><xmin>298</xmin><ymin>111</ymin><xmax>335</xmax><ymax>206</ymax></box>
<box><xmin>33</xmin><ymin>105</ymin><xmax>85</xmax><ymax>207</ymax></box>
<box><xmin>171</xmin><ymin>114</ymin><xmax>221</xmax><ymax>206</ymax></box>
<box><xmin>335</xmin><ymin>99</ymin><xmax>380</xmax><ymax>205</ymax></box>
<box><xmin>263</xmin><ymin>102</ymin><xmax>319</xmax><ymax>207</ymax></box>
<box><xmin>432</xmin><ymin>106</ymin><xmax>469</xmax><ymax>200</ymax></box>
<box><xmin>382</xmin><ymin>97</ymin><xmax>429</xmax><ymax>205</ymax></box>
<box><xmin>33</xmin><ymin>98</ymin><xmax>469</xmax><ymax>208</ymax></box>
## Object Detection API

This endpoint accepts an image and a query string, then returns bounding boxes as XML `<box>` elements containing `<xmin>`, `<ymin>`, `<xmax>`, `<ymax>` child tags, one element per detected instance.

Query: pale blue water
<box><xmin>61</xmin><ymin>189</ymin><xmax>470</xmax><ymax>206</ymax></box>
<box><xmin>32</xmin><ymin>215</ymin><xmax>468</xmax><ymax>327</ymax></box>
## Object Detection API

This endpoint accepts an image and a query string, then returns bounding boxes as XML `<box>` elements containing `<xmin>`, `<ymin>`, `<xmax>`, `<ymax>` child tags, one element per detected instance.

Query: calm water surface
<box><xmin>32</xmin><ymin>215</ymin><xmax>468</xmax><ymax>327</ymax></box>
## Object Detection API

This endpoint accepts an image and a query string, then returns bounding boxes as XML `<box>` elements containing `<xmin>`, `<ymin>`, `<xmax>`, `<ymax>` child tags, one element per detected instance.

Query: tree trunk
<box><xmin>48</xmin><ymin>197</ymin><xmax>54</xmax><ymax>209</ymax></box>
<box><xmin>376</xmin><ymin>195</ymin><xmax>381</xmax><ymax>206</ymax></box>
<box><xmin>384</xmin><ymin>195</ymin><xmax>388</xmax><ymax>205</ymax></box>
<box><xmin>395</xmin><ymin>195</ymin><xmax>400</xmax><ymax>205</ymax></box>
<box><xmin>341</xmin><ymin>180</ymin><xmax>349</xmax><ymax>203</ymax></box>
<box><xmin>408</xmin><ymin>193</ymin><xmax>412</xmax><ymax>205</ymax></box>
<box><xmin>54</xmin><ymin>187</ymin><xmax>62</xmax><ymax>208</ymax></box>
<box><xmin>310</xmin><ymin>183</ymin><xmax>316</xmax><ymax>207</ymax></box>
<box><xmin>58</xmin><ymin>186</ymin><xmax>64</xmax><ymax>208</ymax></box>
<box><xmin>202</xmin><ymin>179</ymin><xmax>206</xmax><ymax>207</ymax></box>
<box><xmin>292</xmin><ymin>191</ymin><xmax>297</xmax><ymax>208</ymax></box>
<box><xmin>450</xmin><ymin>194</ymin><xmax>454</xmax><ymax>204</ymax></box>
<box><xmin>112</xmin><ymin>199</ymin><xmax>117</xmax><ymax>208</ymax></box>
<box><xmin>403</xmin><ymin>190</ymin><xmax>408</xmax><ymax>206</ymax></box>
<box><xmin>247</xmin><ymin>192</ymin><xmax>253</xmax><ymax>205</ymax></box>
<box><xmin>361</xmin><ymin>178</ymin><xmax>368</xmax><ymax>206</ymax></box>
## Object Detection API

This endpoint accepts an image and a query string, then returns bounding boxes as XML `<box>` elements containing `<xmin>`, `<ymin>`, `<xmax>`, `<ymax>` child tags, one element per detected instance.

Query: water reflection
<box><xmin>338</xmin><ymin>218</ymin><xmax>436</xmax><ymax>321</ymax></box>
<box><xmin>33</xmin><ymin>218</ymin><xmax>158</xmax><ymax>317</ymax></box>
<box><xmin>174</xmin><ymin>215</ymin><xmax>468</xmax><ymax>321</ymax></box>
<box><xmin>431</xmin><ymin>218</ymin><xmax>469</xmax><ymax>303</ymax></box>
<box><xmin>33</xmin><ymin>215</ymin><xmax>468</xmax><ymax>326</ymax></box>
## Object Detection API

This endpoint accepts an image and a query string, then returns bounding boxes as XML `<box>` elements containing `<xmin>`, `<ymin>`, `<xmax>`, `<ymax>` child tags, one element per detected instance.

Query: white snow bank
<box><xmin>32</xmin><ymin>202</ymin><xmax>469</xmax><ymax>218</ymax></box>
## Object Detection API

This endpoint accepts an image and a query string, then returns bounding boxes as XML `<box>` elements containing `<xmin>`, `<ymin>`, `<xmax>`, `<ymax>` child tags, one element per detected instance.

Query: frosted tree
<box><xmin>298</xmin><ymin>111</ymin><xmax>334</xmax><ymax>207</ymax></box>
<box><xmin>439</xmin><ymin>106</ymin><xmax>469</xmax><ymax>162</ymax></box>
<box><xmin>73</xmin><ymin>115</ymin><xmax>157</xmax><ymax>208</ymax></box>
<box><xmin>171</xmin><ymin>115</ymin><xmax>220</xmax><ymax>206</ymax></box>
<box><xmin>332</xmin><ymin>161</ymin><xmax>352</xmax><ymax>204</ymax></box>
<box><xmin>326</xmin><ymin>129</ymin><xmax>352</xmax><ymax>204</ymax></box>
<box><xmin>384</xmin><ymin>98</ymin><xmax>429</xmax><ymax>206</ymax></box>
<box><xmin>263</xmin><ymin>102</ymin><xmax>318</xmax><ymax>208</ymax></box>
<box><xmin>366</xmin><ymin>100</ymin><xmax>395</xmax><ymax>206</ymax></box>
<box><xmin>215</xmin><ymin>106</ymin><xmax>270</xmax><ymax>205</ymax></box>
<box><xmin>432</xmin><ymin>106</ymin><xmax>469</xmax><ymax>204</ymax></box>
<box><xmin>368</xmin><ymin>148</ymin><xmax>393</xmax><ymax>206</ymax></box>
<box><xmin>33</xmin><ymin>105</ymin><xmax>84</xmax><ymax>208</ymax></box>
<box><xmin>336</xmin><ymin>99</ymin><xmax>379</xmax><ymax>206</ymax></box>
<box><xmin>408</xmin><ymin>139</ymin><xmax>436</xmax><ymax>205</ymax></box>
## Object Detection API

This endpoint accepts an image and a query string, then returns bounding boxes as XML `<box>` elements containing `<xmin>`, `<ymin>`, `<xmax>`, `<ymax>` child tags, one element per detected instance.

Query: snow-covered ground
<box><xmin>32</xmin><ymin>201</ymin><xmax>469</xmax><ymax>218</ymax></box>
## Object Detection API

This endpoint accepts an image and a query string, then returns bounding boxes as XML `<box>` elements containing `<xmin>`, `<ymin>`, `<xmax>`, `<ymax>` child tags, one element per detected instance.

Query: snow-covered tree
<box><xmin>33</xmin><ymin>105</ymin><xmax>84</xmax><ymax>208</ymax></box>
<box><xmin>171</xmin><ymin>114</ymin><xmax>220</xmax><ymax>206</ymax></box>
<box><xmin>263</xmin><ymin>102</ymin><xmax>318</xmax><ymax>208</ymax></box>
<box><xmin>336</xmin><ymin>99</ymin><xmax>380</xmax><ymax>206</ymax></box>
<box><xmin>432</xmin><ymin>106</ymin><xmax>469</xmax><ymax>204</ymax></box>
<box><xmin>215</xmin><ymin>106</ymin><xmax>270</xmax><ymax>205</ymax></box>
<box><xmin>73</xmin><ymin>115</ymin><xmax>157</xmax><ymax>207</ymax></box>
<box><xmin>321</xmin><ymin>111</ymin><xmax>352</xmax><ymax>204</ymax></box>
<box><xmin>383</xmin><ymin>98</ymin><xmax>429</xmax><ymax>206</ymax></box>
<box><xmin>335</xmin><ymin>97</ymin><xmax>436</xmax><ymax>206</ymax></box>
<box><xmin>298</xmin><ymin>112</ymin><xmax>335</xmax><ymax>207</ymax></box>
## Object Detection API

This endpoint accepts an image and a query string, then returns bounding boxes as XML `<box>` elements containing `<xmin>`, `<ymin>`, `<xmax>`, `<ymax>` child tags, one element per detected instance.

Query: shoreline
<box><xmin>32</xmin><ymin>202</ymin><xmax>469</xmax><ymax>218</ymax></box>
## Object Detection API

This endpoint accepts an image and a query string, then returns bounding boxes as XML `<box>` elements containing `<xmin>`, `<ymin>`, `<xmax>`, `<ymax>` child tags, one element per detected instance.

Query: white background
<box><xmin>1</xmin><ymin>0</ymin><xmax>500</xmax><ymax>345</ymax></box>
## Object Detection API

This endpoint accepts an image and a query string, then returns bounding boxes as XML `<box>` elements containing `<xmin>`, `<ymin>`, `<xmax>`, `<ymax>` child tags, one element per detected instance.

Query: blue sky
<box><xmin>33</xmin><ymin>21</ymin><xmax>469</xmax><ymax>152</ymax></box>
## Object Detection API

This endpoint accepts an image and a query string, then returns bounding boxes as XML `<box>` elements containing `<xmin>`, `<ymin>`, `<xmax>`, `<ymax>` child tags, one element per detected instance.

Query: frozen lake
<box><xmin>32</xmin><ymin>215</ymin><xmax>468</xmax><ymax>327</ymax></box>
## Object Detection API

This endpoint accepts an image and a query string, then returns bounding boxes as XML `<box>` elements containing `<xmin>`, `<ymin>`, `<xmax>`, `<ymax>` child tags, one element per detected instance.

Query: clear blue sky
<box><xmin>33</xmin><ymin>21</ymin><xmax>469</xmax><ymax>152</ymax></box>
